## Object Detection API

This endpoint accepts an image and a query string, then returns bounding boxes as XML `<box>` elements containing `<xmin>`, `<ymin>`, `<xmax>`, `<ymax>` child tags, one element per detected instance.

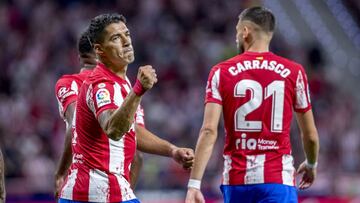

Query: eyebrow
<box><xmin>109</xmin><ymin>30</ymin><xmax>130</xmax><ymax>39</ymax></box>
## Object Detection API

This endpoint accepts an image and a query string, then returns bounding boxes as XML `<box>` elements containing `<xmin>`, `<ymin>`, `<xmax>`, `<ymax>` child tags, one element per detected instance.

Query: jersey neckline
<box><xmin>242</xmin><ymin>51</ymin><xmax>273</xmax><ymax>55</ymax></box>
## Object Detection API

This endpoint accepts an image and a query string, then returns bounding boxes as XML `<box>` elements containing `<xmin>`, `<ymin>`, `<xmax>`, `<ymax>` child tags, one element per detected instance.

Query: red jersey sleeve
<box><xmin>87</xmin><ymin>79</ymin><xmax>119</xmax><ymax>118</ymax></box>
<box><xmin>293</xmin><ymin>66</ymin><xmax>312</xmax><ymax>113</ymax></box>
<box><xmin>205</xmin><ymin>66</ymin><xmax>223</xmax><ymax>105</ymax></box>
<box><xmin>55</xmin><ymin>77</ymin><xmax>78</xmax><ymax>119</ymax></box>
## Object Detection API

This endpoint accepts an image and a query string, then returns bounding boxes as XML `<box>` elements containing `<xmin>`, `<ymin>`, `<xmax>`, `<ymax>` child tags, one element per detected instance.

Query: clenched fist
<box><xmin>137</xmin><ymin>65</ymin><xmax>158</xmax><ymax>90</ymax></box>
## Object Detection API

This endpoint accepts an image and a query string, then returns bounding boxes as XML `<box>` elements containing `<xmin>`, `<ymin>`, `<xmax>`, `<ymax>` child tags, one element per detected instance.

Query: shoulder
<box><xmin>85</xmin><ymin>67</ymin><xmax>114</xmax><ymax>87</ymax></box>
<box><xmin>271</xmin><ymin>54</ymin><xmax>304</xmax><ymax>71</ymax></box>
<box><xmin>55</xmin><ymin>74</ymin><xmax>75</xmax><ymax>87</ymax></box>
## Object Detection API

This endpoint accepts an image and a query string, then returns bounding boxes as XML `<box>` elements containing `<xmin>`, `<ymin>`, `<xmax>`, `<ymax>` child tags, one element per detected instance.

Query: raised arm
<box><xmin>54</xmin><ymin>102</ymin><xmax>75</xmax><ymax>197</ymax></box>
<box><xmin>295</xmin><ymin>110</ymin><xmax>319</xmax><ymax>190</ymax></box>
<box><xmin>98</xmin><ymin>65</ymin><xmax>157</xmax><ymax>141</ymax></box>
<box><xmin>186</xmin><ymin>103</ymin><xmax>222</xmax><ymax>203</ymax></box>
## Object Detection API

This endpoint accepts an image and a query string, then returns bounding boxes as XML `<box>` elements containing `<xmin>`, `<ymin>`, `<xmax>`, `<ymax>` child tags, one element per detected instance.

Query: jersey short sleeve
<box><xmin>293</xmin><ymin>67</ymin><xmax>312</xmax><ymax>113</ymax></box>
<box><xmin>55</xmin><ymin>77</ymin><xmax>78</xmax><ymax>119</ymax></box>
<box><xmin>87</xmin><ymin>79</ymin><xmax>120</xmax><ymax>118</ymax></box>
<box><xmin>205</xmin><ymin>66</ymin><xmax>222</xmax><ymax>105</ymax></box>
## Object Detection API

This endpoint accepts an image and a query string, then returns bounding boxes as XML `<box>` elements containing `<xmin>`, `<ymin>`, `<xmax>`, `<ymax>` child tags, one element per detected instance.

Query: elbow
<box><xmin>200</xmin><ymin>126</ymin><xmax>217</xmax><ymax>141</ymax></box>
<box><xmin>105</xmin><ymin>123</ymin><xmax>132</xmax><ymax>141</ymax></box>
<box><xmin>303</xmin><ymin>130</ymin><xmax>319</xmax><ymax>145</ymax></box>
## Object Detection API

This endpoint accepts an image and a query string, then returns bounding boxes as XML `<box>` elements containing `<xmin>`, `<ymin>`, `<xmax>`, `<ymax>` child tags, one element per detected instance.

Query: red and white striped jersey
<box><xmin>205</xmin><ymin>51</ymin><xmax>311</xmax><ymax>186</ymax></box>
<box><xmin>55</xmin><ymin>69</ymin><xmax>93</xmax><ymax>120</ymax></box>
<box><xmin>60</xmin><ymin>63</ymin><xmax>144</xmax><ymax>202</ymax></box>
<box><xmin>55</xmin><ymin>70</ymin><xmax>93</xmax><ymax>161</ymax></box>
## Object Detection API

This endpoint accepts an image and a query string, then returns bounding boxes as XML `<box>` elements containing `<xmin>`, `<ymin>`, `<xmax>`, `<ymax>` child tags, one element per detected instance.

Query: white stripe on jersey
<box><xmin>88</xmin><ymin>169</ymin><xmax>109</xmax><ymax>202</ymax></box>
<box><xmin>295</xmin><ymin>70</ymin><xmax>309</xmax><ymax>109</ymax></box>
<box><xmin>115</xmin><ymin>173</ymin><xmax>136</xmax><ymax>201</ymax></box>
<box><xmin>61</xmin><ymin>168</ymin><xmax>78</xmax><ymax>200</ymax></box>
<box><xmin>109</xmin><ymin>137</ymin><xmax>126</xmax><ymax>175</ymax></box>
<box><xmin>222</xmin><ymin>155</ymin><xmax>232</xmax><ymax>185</ymax></box>
<box><xmin>211</xmin><ymin>69</ymin><xmax>222</xmax><ymax>101</ymax></box>
<box><xmin>113</xmin><ymin>82</ymin><xmax>124</xmax><ymax>107</ymax></box>
<box><xmin>86</xmin><ymin>84</ymin><xmax>96</xmax><ymax>114</ymax></box>
<box><xmin>244</xmin><ymin>154</ymin><xmax>265</xmax><ymax>184</ymax></box>
<box><xmin>71</xmin><ymin>80</ymin><xmax>79</xmax><ymax>95</ymax></box>
<box><xmin>282</xmin><ymin>154</ymin><xmax>295</xmax><ymax>186</ymax></box>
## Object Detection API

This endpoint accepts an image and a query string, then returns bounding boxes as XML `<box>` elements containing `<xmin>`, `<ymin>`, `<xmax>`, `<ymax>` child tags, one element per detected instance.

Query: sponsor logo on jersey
<box><xmin>58</xmin><ymin>87</ymin><xmax>76</xmax><ymax>102</ymax></box>
<box><xmin>96</xmin><ymin>88</ymin><xmax>111</xmax><ymax>108</ymax></box>
<box><xmin>235</xmin><ymin>133</ymin><xmax>279</xmax><ymax>150</ymax></box>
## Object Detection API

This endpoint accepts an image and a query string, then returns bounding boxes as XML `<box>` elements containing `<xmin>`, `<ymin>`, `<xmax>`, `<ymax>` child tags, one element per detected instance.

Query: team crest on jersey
<box><xmin>96</xmin><ymin>88</ymin><xmax>111</xmax><ymax>107</ymax></box>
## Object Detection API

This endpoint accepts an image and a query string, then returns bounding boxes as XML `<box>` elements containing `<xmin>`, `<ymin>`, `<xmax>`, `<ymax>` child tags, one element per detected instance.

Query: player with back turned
<box><xmin>186</xmin><ymin>7</ymin><xmax>319</xmax><ymax>203</ymax></box>
<box><xmin>59</xmin><ymin>13</ymin><xmax>194</xmax><ymax>203</ymax></box>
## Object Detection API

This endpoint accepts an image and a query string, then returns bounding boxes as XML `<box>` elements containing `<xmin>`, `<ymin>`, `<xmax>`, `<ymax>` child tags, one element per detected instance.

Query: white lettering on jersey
<box><xmin>235</xmin><ymin>133</ymin><xmax>279</xmax><ymax>150</ymax></box>
<box><xmin>228</xmin><ymin>60</ymin><xmax>291</xmax><ymax>78</ymax></box>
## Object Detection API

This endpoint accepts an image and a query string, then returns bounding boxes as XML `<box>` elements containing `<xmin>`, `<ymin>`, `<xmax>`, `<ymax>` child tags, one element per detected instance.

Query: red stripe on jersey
<box><xmin>72</xmin><ymin>167</ymin><xmax>90</xmax><ymax>201</ymax></box>
<box><xmin>264</xmin><ymin>153</ymin><xmax>283</xmax><ymax>183</ymax></box>
<box><xmin>109</xmin><ymin>174</ymin><xmax>121</xmax><ymax>202</ymax></box>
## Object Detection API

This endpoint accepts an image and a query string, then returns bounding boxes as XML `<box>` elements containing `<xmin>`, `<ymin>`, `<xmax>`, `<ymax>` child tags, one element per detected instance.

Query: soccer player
<box><xmin>59</xmin><ymin>13</ymin><xmax>194</xmax><ymax>203</ymax></box>
<box><xmin>0</xmin><ymin>148</ymin><xmax>5</xmax><ymax>203</ymax></box>
<box><xmin>185</xmin><ymin>7</ymin><xmax>319</xmax><ymax>203</ymax></box>
<box><xmin>54</xmin><ymin>31</ymin><xmax>144</xmax><ymax>197</ymax></box>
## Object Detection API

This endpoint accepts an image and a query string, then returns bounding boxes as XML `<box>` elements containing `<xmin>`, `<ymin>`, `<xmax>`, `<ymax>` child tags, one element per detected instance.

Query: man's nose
<box><xmin>122</xmin><ymin>35</ymin><xmax>131</xmax><ymax>46</ymax></box>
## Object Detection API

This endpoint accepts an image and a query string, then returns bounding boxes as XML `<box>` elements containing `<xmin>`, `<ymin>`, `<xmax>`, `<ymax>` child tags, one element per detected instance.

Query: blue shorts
<box><xmin>220</xmin><ymin>184</ymin><xmax>297</xmax><ymax>203</ymax></box>
<box><xmin>58</xmin><ymin>198</ymin><xmax>141</xmax><ymax>203</ymax></box>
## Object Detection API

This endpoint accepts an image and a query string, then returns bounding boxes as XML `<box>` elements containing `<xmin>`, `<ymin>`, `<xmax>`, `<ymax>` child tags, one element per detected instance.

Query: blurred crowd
<box><xmin>0</xmin><ymin>0</ymin><xmax>359</xmax><ymax>199</ymax></box>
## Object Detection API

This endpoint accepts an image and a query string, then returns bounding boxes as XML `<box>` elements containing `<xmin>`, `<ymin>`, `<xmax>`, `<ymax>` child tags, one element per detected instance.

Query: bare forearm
<box><xmin>302</xmin><ymin>132</ymin><xmax>319</xmax><ymax>164</ymax></box>
<box><xmin>0</xmin><ymin>149</ymin><xmax>5</xmax><ymax>201</ymax></box>
<box><xmin>55</xmin><ymin>127</ymin><xmax>73</xmax><ymax>177</ymax></box>
<box><xmin>190</xmin><ymin>128</ymin><xmax>217</xmax><ymax>180</ymax></box>
<box><xmin>136</xmin><ymin>126</ymin><xmax>175</xmax><ymax>157</ymax></box>
<box><xmin>130</xmin><ymin>151</ymin><xmax>143</xmax><ymax>189</ymax></box>
<box><xmin>106</xmin><ymin>91</ymin><xmax>141</xmax><ymax>140</ymax></box>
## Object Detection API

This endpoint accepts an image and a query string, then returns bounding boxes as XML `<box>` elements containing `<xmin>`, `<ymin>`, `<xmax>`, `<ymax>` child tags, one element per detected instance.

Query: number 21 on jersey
<box><xmin>234</xmin><ymin>79</ymin><xmax>284</xmax><ymax>133</ymax></box>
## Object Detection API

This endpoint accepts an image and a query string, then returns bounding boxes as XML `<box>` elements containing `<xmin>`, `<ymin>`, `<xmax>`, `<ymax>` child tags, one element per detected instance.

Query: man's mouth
<box><xmin>123</xmin><ymin>47</ymin><xmax>133</xmax><ymax>53</ymax></box>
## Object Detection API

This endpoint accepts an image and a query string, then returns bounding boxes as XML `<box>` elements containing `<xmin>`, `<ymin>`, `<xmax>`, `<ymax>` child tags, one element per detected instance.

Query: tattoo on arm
<box><xmin>98</xmin><ymin>91</ymin><xmax>142</xmax><ymax>141</ymax></box>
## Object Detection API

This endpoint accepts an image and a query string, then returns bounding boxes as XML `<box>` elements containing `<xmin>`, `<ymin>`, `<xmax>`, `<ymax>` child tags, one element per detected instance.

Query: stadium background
<box><xmin>0</xmin><ymin>0</ymin><xmax>359</xmax><ymax>202</ymax></box>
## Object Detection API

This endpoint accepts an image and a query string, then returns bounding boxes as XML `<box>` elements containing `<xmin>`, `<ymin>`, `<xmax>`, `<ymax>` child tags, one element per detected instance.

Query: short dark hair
<box><xmin>88</xmin><ymin>13</ymin><xmax>127</xmax><ymax>44</ymax></box>
<box><xmin>239</xmin><ymin>7</ymin><xmax>275</xmax><ymax>32</ymax></box>
<box><xmin>78</xmin><ymin>31</ymin><xmax>93</xmax><ymax>55</ymax></box>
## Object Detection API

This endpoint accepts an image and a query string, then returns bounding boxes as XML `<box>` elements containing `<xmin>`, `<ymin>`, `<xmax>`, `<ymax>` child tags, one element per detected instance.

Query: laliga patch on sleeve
<box><xmin>96</xmin><ymin>88</ymin><xmax>111</xmax><ymax>108</ymax></box>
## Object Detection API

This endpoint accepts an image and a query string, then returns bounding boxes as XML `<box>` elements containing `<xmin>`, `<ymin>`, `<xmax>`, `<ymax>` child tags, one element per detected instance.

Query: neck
<box><xmin>244</xmin><ymin>34</ymin><xmax>270</xmax><ymax>53</ymax></box>
<box><xmin>80</xmin><ymin>66</ymin><xmax>94</xmax><ymax>73</ymax></box>
<box><xmin>101</xmin><ymin>59</ymin><xmax>127</xmax><ymax>79</ymax></box>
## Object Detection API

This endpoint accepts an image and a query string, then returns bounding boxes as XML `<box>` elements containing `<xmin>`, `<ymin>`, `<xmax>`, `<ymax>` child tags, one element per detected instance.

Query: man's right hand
<box><xmin>185</xmin><ymin>188</ymin><xmax>205</xmax><ymax>203</ymax></box>
<box><xmin>137</xmin><ymin>65</ymin><xmax>158</xmax><ymax>90</ymax></box>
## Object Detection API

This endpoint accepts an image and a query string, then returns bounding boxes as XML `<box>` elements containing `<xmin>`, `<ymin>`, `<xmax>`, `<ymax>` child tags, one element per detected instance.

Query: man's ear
<box><xmin>94</xmin><ymin>44</ymin><xmax>104</xmax><ymax>56</ymax></box>
<box><xmin>242</xmin><ymin>25</ymin><xmax>250</xmax><ymax>39</ymax></box>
